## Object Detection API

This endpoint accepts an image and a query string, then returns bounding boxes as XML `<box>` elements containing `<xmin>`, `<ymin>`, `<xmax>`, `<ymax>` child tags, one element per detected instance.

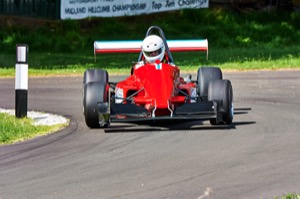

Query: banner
<box><xmin>61</xmin><ymin>0</ymin><xmax>209</xmax><ymax>20</ymax></box>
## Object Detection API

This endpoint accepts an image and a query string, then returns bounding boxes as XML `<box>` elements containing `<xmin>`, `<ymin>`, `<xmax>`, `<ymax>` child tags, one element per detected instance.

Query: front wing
<box><xmin>97</xmin><ymin>100</ymin><xmax>224</xmax><ymax>124</ymax></box>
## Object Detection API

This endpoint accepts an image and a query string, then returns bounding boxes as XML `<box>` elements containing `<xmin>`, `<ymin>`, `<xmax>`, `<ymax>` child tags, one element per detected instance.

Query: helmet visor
<box><xmin>144</xmin><ymin>48</ymin><xmax>162</xmax><ymax>57</ymax></box>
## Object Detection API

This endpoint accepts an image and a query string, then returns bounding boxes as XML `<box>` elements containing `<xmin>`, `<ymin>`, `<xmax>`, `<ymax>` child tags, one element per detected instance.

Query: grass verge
<box><xmin>0</xmin><ymin>112</ymin><xmax>67</xmax><ymax>145</ymax></box>
<box><xmin>275</xmin><ymin>193</ymin><xmax>300</xmax><ymax>199</ymax></box>
<box><xmin>1</xmin><ymin>46</ymin><xmax>300</xmax><ymax>77</ymax></box>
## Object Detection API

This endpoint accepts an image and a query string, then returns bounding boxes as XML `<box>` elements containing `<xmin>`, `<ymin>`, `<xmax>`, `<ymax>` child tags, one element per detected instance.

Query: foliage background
<box><xmin>0</xmin><ymin>7</ymin><xmax>300</xmax><ymax>71</ymax></box>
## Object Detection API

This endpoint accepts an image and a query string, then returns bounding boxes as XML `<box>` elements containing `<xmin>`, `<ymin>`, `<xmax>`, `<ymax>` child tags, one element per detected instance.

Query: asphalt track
<box><xmin>0</xmin><ymin>70</ymin><xmax>300</xmax><ymax>199</ymax></box>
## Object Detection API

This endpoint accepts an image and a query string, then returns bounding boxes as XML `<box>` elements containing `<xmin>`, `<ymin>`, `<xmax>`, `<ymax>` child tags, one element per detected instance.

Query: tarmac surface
<box><xmin>0</xmin><ymin>70</ymin><xmax>300</xmax><ymax>199</ymax></box>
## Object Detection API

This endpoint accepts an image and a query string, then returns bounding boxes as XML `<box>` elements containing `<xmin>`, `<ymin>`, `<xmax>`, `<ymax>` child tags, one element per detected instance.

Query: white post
<box><xmin>15</xmin><ymin>44</ymin><xmax>28</xmax><ymax>118</ymax></box>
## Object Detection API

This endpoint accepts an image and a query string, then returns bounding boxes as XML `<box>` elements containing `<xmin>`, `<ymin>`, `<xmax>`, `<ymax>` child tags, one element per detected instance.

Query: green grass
<box><xmin>274</xmin><ymin>193</ymin><xmax>300</xmax><ymax>199</ymax></box>
<box><xmin>0</xmin><ymin>113</ymin><xmax>66</xmax><ymax>145</ymax></box>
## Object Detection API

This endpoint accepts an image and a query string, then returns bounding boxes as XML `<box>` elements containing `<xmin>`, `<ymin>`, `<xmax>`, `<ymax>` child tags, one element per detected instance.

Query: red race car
<box><xmin>83</xmin><ymin>26</ymin><xmax>233</xmax><ymax>128</ymax></box>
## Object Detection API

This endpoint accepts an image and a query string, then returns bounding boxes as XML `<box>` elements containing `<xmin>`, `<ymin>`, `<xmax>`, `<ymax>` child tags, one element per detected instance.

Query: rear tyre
<box><xmin>83</xmin><ymin>69</ymin><xmax>109</xmax><ymax>114</ymax></box>
<box><xmin>83</xmin><ymin>69</ymin><xmax>108</xmax><ymax>85</ymax></box>
<box><xmin>83</xmin><ymin>82</ymin><xmax>109</xmax><ymax>128</ymax></box>
<box><xmin>197</xmin><ymin>67</ymin><xmax>222</xmax><ymax>101</ymax></box>
<box><xmin>208</xmin><ymin>80</ymin><xmax>233</xmax><ymax>125</ymax></box>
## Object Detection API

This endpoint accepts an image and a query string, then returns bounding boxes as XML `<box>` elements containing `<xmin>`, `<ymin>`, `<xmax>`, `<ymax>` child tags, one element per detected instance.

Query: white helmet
<box><xmin>142</xmin><ymin>35</ymin><xmax>165</xmax><ymax>63</ymax></box>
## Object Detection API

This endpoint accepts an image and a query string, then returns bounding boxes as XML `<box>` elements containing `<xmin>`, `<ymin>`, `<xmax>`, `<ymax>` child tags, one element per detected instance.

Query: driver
<box><xmin>141</xmin><ymin>35</ymin><xmax>166</xmax><ymax>63</ymax></box>
<box><xmin>132</xmin><ymin>35</ymin><xmax>172</xmax><ymax>73</ymax></box>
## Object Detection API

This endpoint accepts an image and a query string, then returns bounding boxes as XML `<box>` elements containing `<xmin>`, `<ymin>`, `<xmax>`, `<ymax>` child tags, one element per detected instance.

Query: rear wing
<box><xmin>93</xmin><ymin>39</ymin><xmax>208</xmax><ymax>61</ymax></box>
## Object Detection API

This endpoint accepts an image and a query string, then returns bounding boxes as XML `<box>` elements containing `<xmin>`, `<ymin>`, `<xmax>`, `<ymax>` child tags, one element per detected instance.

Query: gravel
<box><xmin>0</xmin><ymin>108</ymin><xmax>69</xmax><ymax>126</ymax></box>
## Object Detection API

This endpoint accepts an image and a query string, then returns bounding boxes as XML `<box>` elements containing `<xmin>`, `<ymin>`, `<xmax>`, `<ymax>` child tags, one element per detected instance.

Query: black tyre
<box><xmin>83</xmin><ymin>82</ymin><xmax>109</xmax><ymax>128</ymax></box>
<box><xmin>83</xmin><ymin>69</ymin><xmax>108</xmax><ymax>112</ymax></box>
<box><xmin>208</xmin><ymin>80</ymin><xmax>233</xmax><ymax>125</ymax></box>
<box><xmin>83</xmin><ymin>69</ymin><xmax>108</xmax><ymax>85</ymax></box>
<box><xmin>197</xmin><ymin>67</ymin><xmax>222</xmax><ymax>101</ymax></box>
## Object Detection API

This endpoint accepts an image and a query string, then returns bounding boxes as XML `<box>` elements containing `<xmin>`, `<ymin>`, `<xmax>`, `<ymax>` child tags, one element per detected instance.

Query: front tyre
<box><xmin>83</xmin><ymin>82</ymin><xmax>110</xmax><ymax>128</ymax></box>
<box><xmin>208</xmin><ymin>80</ymin><xmax>233</xmax><ymax>125</ymax></box>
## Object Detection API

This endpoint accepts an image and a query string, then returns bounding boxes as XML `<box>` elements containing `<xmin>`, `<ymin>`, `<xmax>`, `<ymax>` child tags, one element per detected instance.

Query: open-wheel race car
<box><xmin>83</xmin><ymin>26</ymin><xmax>233</xmax><ymax>128</ymax></box>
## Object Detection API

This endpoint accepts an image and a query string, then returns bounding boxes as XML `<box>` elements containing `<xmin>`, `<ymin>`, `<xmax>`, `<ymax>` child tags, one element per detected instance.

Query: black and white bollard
<box><xmin>15</xmin><ymin>44</ymin><xmax>28</xmax><ymax>118</ymax></box>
